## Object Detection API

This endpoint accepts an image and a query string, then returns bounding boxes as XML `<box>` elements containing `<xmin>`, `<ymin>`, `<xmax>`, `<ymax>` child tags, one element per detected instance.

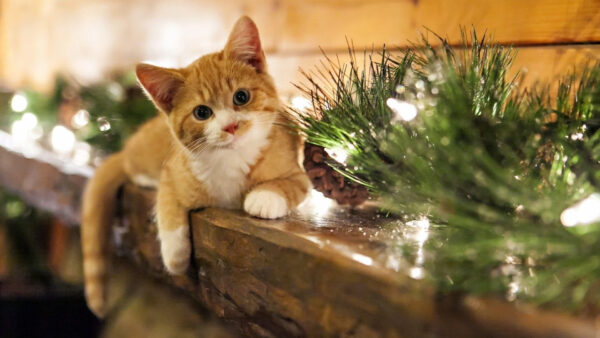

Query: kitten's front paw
<box><xmin>244</xmin><ymin>189</ymin><xmax>289</xmax><ymax>219</ymax></box>
<box><xmin>159</xmin><ymin>226</ymin><xmax>191</xmax><ymax>275</ymax></box>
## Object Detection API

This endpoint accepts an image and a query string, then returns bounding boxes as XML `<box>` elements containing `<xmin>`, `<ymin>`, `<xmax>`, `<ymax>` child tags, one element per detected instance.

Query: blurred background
<box><xmin>1</xmin><ymin>0</ymin><xmax>598</xmax><ymax>93</ymax></box>
<box><xmin>0</xmin><ymin>0</ymin><xmax>598</xmax><ymax>337</ymax></box>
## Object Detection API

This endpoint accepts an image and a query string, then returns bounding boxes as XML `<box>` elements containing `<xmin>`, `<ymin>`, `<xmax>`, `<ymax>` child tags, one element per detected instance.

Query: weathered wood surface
<box><xmin>121</xmin><ymin>187</ymin><xmax>599</xmax><ymax>337</ymax></box>
<box><xmin>0</xmin><ymin>132</ymin><xmax>89</xmax><ymax>225</ymax></box>
<box><xmin>0</xmin><ymin>136</ymin><xmax>598</xmax><ymax>337</ymax></box>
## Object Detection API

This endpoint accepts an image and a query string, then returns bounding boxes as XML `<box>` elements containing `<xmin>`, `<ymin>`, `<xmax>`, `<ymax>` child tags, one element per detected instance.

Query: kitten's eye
<box><xmin>233</xmin><ymin>89</ymin><xmax>251</xmax><ymax>106</ymax></box>
<box><xmin>192</xmin><ymin>105</ymin><xmax>213</xmax><ymax>120</ymax></box>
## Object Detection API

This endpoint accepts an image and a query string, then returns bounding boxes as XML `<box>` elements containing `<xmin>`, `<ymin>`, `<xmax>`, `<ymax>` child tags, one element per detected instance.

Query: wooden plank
<box><xmin>1</xmin><ymin>0</ymin><xmax>598</xmax><ymax>92</ymax></box>
<box><xmin>0</xmin><ymin>132</ymin><xmax>598</xmax><ymax>336</ymax></box>
<box><xmin>268</xmin><ymin>45</ymin><xmax>600</xmax><ymax>96</ymax></box>
<box><xmin>274</xmin><ymin>0</ymin><xmax>600</xmax><ymax>52</ymax></box>
<box><xmin>119</xmin><ymin>185</ymin><xmax>599</xmax><ymax>337</ymax></box>
<box><xmin>0</xmin><ymin>132</ymin><xmax>89</xmax><ymax>225</ymax></box>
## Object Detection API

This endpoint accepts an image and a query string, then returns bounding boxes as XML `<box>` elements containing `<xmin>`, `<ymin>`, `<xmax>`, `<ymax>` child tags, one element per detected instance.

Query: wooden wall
<box><xmin>0</xmin><ymin>0</ymin><xmax>598</xmax><ymax>95</ymax></box>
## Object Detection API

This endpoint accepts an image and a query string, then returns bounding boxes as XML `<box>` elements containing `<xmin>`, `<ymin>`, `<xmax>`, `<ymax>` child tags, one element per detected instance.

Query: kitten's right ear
<box><xmin>136</xmin><ymin>64</ymin><xmax>184</xmax><ymax>113</ymax></box>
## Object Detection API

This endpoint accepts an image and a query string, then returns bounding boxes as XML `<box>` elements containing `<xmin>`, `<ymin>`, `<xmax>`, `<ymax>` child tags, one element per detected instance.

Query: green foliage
<box><xmin>77</xmin><ymin>73</ymin><xmax>155</xmax><ymax>152</ymax></box>
<box><xmin>0</xmin><ymin>190</ymin><xmax>53</xmax><ymax>281</ymax></box>
<box><xmin>294</xmin><ymin>31</ymin><xmax>600</xmax><ymax>312</ymax></box>
<box><xmin>0</xmin><ymin>73</ymin><xmax>155</xmax><ymax>153</ymax></box>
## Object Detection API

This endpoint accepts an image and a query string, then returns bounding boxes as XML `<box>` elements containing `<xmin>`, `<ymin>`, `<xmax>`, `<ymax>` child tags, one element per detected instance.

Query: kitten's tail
<box><xmin>81</xmin><ymin>151</ymin><xmax>127</xmax><ymax>318</ymax></box>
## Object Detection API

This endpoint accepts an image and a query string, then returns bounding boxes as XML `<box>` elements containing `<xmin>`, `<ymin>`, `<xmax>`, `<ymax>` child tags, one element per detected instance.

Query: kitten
<box><xmin>81</xmin><ymin>16</ymin><xmax>311</xmax><ymax>317</ymax></box>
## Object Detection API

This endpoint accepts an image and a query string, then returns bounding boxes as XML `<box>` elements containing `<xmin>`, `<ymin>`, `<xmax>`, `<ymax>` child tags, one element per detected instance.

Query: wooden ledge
<box><xmin>0</xmin><ymin>131</ymin><xmax>597</xmax><ymax>337</ymax></box>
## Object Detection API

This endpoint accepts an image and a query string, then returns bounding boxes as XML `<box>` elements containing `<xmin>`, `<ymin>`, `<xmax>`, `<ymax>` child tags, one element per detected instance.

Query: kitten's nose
<box><xmin>223</xmin><ymin>122</ymin><xmax>239</xmax><ymax>135</ymax></box>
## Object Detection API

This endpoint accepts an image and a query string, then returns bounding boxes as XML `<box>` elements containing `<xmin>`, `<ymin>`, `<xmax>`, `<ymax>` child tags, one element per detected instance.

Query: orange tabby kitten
<box><xmin>81</xmin><ymin>16</ymin><xmax>311</xmax><ymax>317</ymax></box>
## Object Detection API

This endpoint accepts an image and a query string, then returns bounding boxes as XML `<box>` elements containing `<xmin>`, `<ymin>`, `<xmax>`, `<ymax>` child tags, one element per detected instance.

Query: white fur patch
<box><xmin>189</xmin><ymin>111</ymin><xmax>274</xmax><ymax>208</ymax></box>
<box><xmin>243</xmin><ymin>189</ymin><xmax>289</xmax><ymax>219</ymax></box>
<box><xmin>159</xmin><ymin>226</ymin><xmax>190</xmax><ymax>275</ymax></box>
<box><xmin>133</xmin><ymin>174</ymin><xmax>159</xmax><ymax>188</ymax></box>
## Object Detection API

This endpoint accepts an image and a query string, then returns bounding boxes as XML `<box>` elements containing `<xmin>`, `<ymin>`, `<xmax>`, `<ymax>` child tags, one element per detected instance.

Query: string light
<box><xmin>72</xmin><ymin>142</ymin><xmax>92</xmax><ymax>166</ymax></box>
<box><xmin>51</xmin><ymin>125</ymin><xmax>76</xmax><ymax>154</ymax></box>
<box><xmin>21</xmin><ymin>112</ymin><xmax>38</xmax><ymax>129</ymax></box>
<box><xmin>107</xmin><ymin>82</ymin><xmax>124</xmax><ymax>101</ymax></box>
<box><xmin>560</xmin><ymin>193</ymin><xmax>600</xmax><ymax>227</ymax></box>
<box><xmin>72</xmin><ymin>109</ymin><xmax>90</xmax><ymax>129</ymax></box>
<box><xmin>324</xmin><ymin>146</ymin><xmax>349</xmax><ymax>164</ymax></box>
<box><xmin>386</xmin><ymin>98</ymin><xmax>417</xmax><ymax>122</ymax></box>
<box><xmin>30</xmin><ymin>126</ymin><xmax>43</xmax><ymax>140</ymax></box>
<box><xmin>291</xmin><ymin>96</ymin><xmax>312</xmax><ymax>111</ymax></box>
<box><xmin>11</xmin><ymin>112</ymin><xmax>41</xmax><ymax>144</ymax></box>
<box><xmin>409</xmin><ymin>266</ymin><xmax>425</xmax><ymax>280</ymax></box>
<box><xmin>10</xmin><ymin>92</ymin><xmax>28</xmax><ymax>112</ymax></box>
<box><xmin>11</xmin><ymin>120</ymin><xmax>28</xmax><ymax>143</ymax></box>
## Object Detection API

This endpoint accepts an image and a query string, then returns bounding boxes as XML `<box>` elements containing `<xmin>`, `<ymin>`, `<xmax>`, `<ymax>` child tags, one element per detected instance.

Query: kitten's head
<box><xmin>136</xmin><ymin>16</ymin><xmax>279</xmax><ymax>153</ymax></box>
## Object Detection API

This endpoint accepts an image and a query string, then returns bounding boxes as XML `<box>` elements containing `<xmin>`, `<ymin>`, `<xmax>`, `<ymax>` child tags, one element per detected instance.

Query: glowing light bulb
<box><xmin>560</xmin><ymin>193</ymin><xmax>600</xmax><ymax>227</ymax></box>
<box><xmin>10</xmin><ymin>92</ymin><xmax>28</xmax><ymax>112</ymax></box>
<box><xmin>107</xmin><ymin>82</ymin><xmax>124</xmax><ymax>101</ymax></box>
<box><xmin>72</xmin><ymin>109</ymin><xmax>90</xmax><ymax>129</ymax></box>
<box><xmin>30</xmin><ymin>125</ymin><xmax>43</xmax><ymax>140</ymax></box>
<box><xmin>291</xmin><ymin>96</ymin><xmax>312</xmax><ymax>111</ymax></box>
<box><xmin>570</xmin><ymin>133</ymin><xmax>584</xmax><ymax>141</ymax></box>
<box><xmin>11</xmin><ymin>120</ymin><xmax>27</xmax><ymax>142</ymax></box>
<box><xmin>21</xmin><ymin>112</ymin><xmax>38</xmax><ymax>129</ymax></box>
<box><xmin>387</xmin><ymin>98</ymin><xmax>417</xmax><ymax>122</ymax></box>
<box><xmin>73</xmin><ymin>142</ymin><xmax>91</xmax><ymax>166</ymax></box>
<box><xmin>51</xmin><ymin>125</ymin><xmax>76</xmax><ymax>154</ymax></box>
<box><xmin>324</xmin><ymin>146</ymin><xmax>349</xmax><ymax>164</ymax></box>
<box><xmin>409</xmin><ymin>266</ymin><xmax>425</xmax><ymax>280</ymax></box>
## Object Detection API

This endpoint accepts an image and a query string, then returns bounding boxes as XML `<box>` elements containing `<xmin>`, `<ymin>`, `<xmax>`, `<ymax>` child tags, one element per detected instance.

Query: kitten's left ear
<box><xmin>224</xmin><ymin>16</ymin><xmax>266</xmax><ymax>72</ymax></box>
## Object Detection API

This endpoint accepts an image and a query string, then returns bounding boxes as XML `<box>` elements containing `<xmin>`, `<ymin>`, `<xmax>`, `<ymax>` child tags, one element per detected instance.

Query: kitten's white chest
<box><xmin>189</xmin><ymin>125</ymin><xmax>271</xmax><ymax>208</ymax></box>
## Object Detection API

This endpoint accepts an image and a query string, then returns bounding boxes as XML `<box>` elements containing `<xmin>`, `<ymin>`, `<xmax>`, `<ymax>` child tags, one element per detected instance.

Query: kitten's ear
<box><xmin>136</xmin><ymin>64</ymin><xmax>184</xmax><ymax>113</ymax></box>
<box><xmin>224</xmin><ymin>16</ymin><xmax>266</xmax><ymax>72</ymax></box>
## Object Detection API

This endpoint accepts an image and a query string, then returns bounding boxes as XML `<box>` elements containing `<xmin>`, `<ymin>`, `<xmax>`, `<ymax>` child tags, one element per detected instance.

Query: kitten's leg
<box><xmin>244</xmin><ymin>172</ymin><xmax>311</xmax><ymax>219</ymax></box>
<box><xmin>156</xmin><ymin>179</ymin><xmax>191</xmax><ymax>275</ymax></box>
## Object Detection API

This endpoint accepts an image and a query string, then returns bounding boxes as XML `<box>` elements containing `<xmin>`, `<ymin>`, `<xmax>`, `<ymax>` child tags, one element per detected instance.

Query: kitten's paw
<box><xmin>244</xmin><ymin>189</ymin><xmax>289</xmax><ymax>219</ymax></box>
<box><xmin>159</xmin><ymin>226</ymin><xmax>191</xmax><ymax>275</ymax></box>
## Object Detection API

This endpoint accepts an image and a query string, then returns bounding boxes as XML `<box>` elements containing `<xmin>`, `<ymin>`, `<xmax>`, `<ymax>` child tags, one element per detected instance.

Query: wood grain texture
<box><xmin>0</xmin><ymin>0</ymin><xmax>598</xmax><ymax>92</ymax></box>
<box><xmin>268</xmin><ymin>45</ymin><xmax>600</xmax><ymax>96</ymax></box>
<box><xmin>118</xmin><ymin>186</ymin><xmax>599</xmax><ymax>337</ymax></box>
<box><xmin>0</xmin><ymin>137</ymin><xmax>598</xmax><ymax>337</ymax></box>
<box><xmin>274</xmin><ymin>0</ymin><xmax>600</xmax><ymax>52</ymax></box>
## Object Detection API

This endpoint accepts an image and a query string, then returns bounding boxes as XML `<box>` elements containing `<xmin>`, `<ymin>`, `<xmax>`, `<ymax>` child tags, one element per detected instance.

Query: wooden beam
<box><xmin>274</xmin><ymin>0</ymin><xmax>600</xmax><ymax>52</ymax></box>
<box><xmin>1</xmin><ymin>0</ymin><xmax>598</xmax><ymax>92</ymax></box>
<box><xmin>0</xmin><ymin>131</ymin><xmax>597</xmax><ymax>336</ymax></box>
<box><xmin>0</xmin><ymin>132</ymin><xmax>89</xmax><ymax>225</ymax></box>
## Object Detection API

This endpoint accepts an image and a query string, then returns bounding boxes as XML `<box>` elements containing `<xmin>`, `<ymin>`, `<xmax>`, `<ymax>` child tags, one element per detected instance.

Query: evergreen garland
<box><xmin>292</xmin><ymin>31</ymin><xmax>600</xmax><ymax>313</ymax></box>
<box><xmin>1</xmin><ymin>73</ymin><xmax>155</xmax><ymax>154</ymax></box>
<box><xmin>1</xmin><ymin>31</ymin><xmax>599</xmax><ymax>313</ymax></box>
